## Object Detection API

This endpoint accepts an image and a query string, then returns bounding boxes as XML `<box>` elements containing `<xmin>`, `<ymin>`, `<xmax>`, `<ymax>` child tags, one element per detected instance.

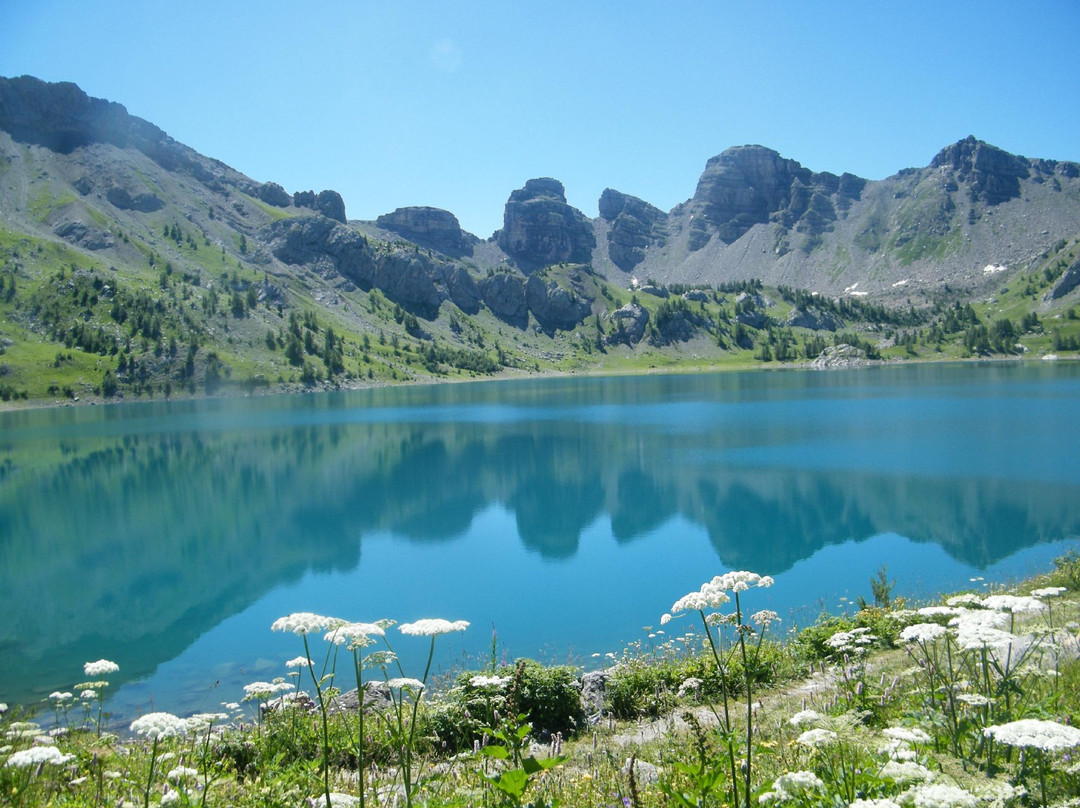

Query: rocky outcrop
<box><xmin>106</xmin><ymin>186</ymin><xmax>164</xmax><ymax>212</ymax></box>
<box><xmin>290</xmin><ymin>189</ymin><xmax>347</xmax><ymax>223</ymax></box>
<box><xmin>606</xmin><ymin>303</ymin><xmax>649</xmax><ymax>345</ymax></box>
<box><xmin>687</xmin><ymin>145</ymin><xmax>866</xmax><ymax>248</ymax></box>
<box><xmin>497</xmin><ymin>178</ymin><xmax>595</xmax><ymax>270</ymax></box>
<box><xmin>525</xmin><ymin>274</ymin><xmax>591</xmax><ymax>333</ymax></box>
<box><xmin>931</xmin><ymin>136</ymin><xmax>1029</xmax><ymax>205</ymax></box>
<box><xmin>479</xmin><ymin>272</ymin><xmax>529</xmax><ymax>327</ymax></box>
<box><xmin>812</xmin><ymin>344</ymin><xmax>870</xmax><ymax>368</ymax></box>
<box><xmin>376</xmin><ymin>206</ymin><xmax>474</xmax><ymax>256</ymax></box>
<box><xmin>1051</xmin><ymin>259</ymin><xmax>1080</xmax><ymax>300</ymax></box>
<box><xmin>598</xmin><ymin>188</ymin><xmax>667</xmax><ymax>272</ymax></box>
<box><xmin>257</xmin><ymin>182</ymin><xmax>292</xmax><ymax>208</ymax></box>
<box><xmin>785</xmin><ymin>306</ymin><xmax>841</xmax><ymax>331</ymax></box>
<box><xmin>52</xmin><ymin>219</ymin><xmax>114</xmax><ymax>250</ymax></box>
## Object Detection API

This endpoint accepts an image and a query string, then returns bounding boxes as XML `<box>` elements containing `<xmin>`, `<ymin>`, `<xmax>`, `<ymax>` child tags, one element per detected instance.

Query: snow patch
<box><xmin>983</xmin><ymin>264</ymin><xmax>1008</xmax><ymax>275</ymax></box>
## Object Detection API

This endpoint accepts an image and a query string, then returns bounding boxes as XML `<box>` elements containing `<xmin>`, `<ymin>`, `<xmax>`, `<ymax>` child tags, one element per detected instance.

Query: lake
<box><xmin>2</xmin><ymin>361</ymin><xmax>1079</xmax><ymax>720</ymax></box>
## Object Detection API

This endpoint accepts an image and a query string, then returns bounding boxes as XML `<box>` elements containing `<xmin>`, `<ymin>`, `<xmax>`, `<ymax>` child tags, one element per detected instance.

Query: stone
<box><xmin>293</xmin><ymin>190</ymin><xmax>316</xmax><ymax>208</ymax></box>
<box><xmin>52</xmin><ymin>219</ymin><xmax>114</xmax><ymax>250</ymax></box>
<box><xmin>1051</xmin><ymin>258</ymin><xmax>1080</xmax><ymax>300</ymax></box>
<box><xmin>736</xmin><ymin>310</ymin><xmax>769</xmax><ymax>329</ymax></box>
<box><xmin>480</xmin><ymin>271</ymin><xmax>529</xmax><ymax>328</ymax></box>
<box><xmin>525</xmin><ymin>274</ymin><xmax>590</xmax><ymax>333</ymax></box>
<box><xmin>497</xmin><ymin>178</ymin><xmax>595</xmax><ymax>270</ymax></box>
<box><xmin>329</xmin><ymin>682</ymin><xmax>393</xmax><ymax>714</ymax></box>
<box><xmin>376</xmin><ymin>206</ymin><xmax>473</xmax><ymax>256</ymax></box>
<box><xmin>785</xmin><ymin>306</ymin><xmax>840</xmax><ymax>331</ymax></box>
<box><xmin>580</xmin><ymin>670</ymin><xmax>609</xmax><ymax>717</ymax></box>
<box><xmin>257</xmin><ymin>181</ymin><xmax>292</xmax><ymax>208</ymax></box>
<box><xmin>106</xmin><ymin>186</ymin><xmax>163</xmax><ymax>212</ymax></box>
<box><xmin>606</xmin><ymin>303</ymin><xmax>649</xmax><ymax>345</ymax></box>
<box><xmin>598</xmin><ymin>188</ymin><xmax>668</xmax><ymax>272</ymax></box>
<box><xmin>316</xmin><ymin>190</ymin><xmax>347</xmax><ymax>223</ymax></box>
<box><xmin>931</xmin><ymin>136</ymin><xmax>1030</xmax><ymax>205</ymax></box>
<box><xmin>812</xmin><ymin>344</ymin><xmax>869</xmax><ymax>368</ymax></box>
<box><xmin>638</xmin><ymin>284</ymin><xmax>668</xmax><ymax>298</ymax></box>
<box><xmin>682</xmin><ymin>289</ymin><xmax>710</xmax><ymax>302</ymax></box>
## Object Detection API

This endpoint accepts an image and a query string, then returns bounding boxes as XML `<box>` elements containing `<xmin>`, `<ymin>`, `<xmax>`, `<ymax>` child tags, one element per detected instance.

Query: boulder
<box><xmin>580</xmin><ymin>670</ymin><xmax>609</xmax><ymax>717</ymax></box>
<box><xmin>606</xmin><ymin>303</ymin><xmax>649</xmax><ymax>345</ymax></box>
<box><xmin>316</xmin><ymin>190</ymin><xmax>347</xmax><ymax>223</ymax></box>
<box><xmin>497</xmin><ymin>178</ymin><xmax>595</xmax><ymax>270</ymax></box>
<box><xmin>329</xmin><ymin>682</ymin><xmax>394</xmax><ymax>714</ymax></box>
<box><xmin>1050</xmin><ymin>259</ymin><xmax>1080</xmax><ymax>300</ymax></box>
<box><xmin>785</xmin><ymin>307</ymin><xmax>840</xmax><ymax>331</ymax></box>
<box><xmin>812</xmin><ymin>344</ymin><xmax>869</xmax><ymax>368</ymax></box>
<box><xmin>682</xmin><ymin>289</ymin><xmax>710</xmax><ymax>302</ymax></box>
<box><xmin>52</xmin><ymin>219</ymin><xmax>114</xmax><ymax>250</ymax></box>
<box><xmin>106</xmin><ymin>186</ymin><xmax>164</xmax><ymax>212</ymax></box>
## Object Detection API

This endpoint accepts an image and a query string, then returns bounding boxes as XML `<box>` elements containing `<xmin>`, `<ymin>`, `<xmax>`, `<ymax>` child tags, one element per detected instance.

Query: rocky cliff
<box><xmin>496</xmin><ymin>178</ymin><xmax>595</xmax><ymax>271</ymax></box>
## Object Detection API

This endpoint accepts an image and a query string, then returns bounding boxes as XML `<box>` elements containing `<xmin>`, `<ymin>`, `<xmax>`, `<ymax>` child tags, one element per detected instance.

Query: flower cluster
<box><xmin>670</xmin><ymin>570</ymin><xmax>773</xmax><ymax>614</ymax></box>
<box><xmin>129</xmin><ymin>711</ymin><xmax>188</xmax><ymax>740</ymax></box>
<box><xmin>983</xmin><ymin>718</ymin><xmax>1080</xmax><ymax>752</ymax></box>
<box><xmin>4</xmin><ymin>745</ymin><xmax>75</xmax><ymax>768</ymax></box>
<box><xmin>900</xmin><ymin>623</ymin><xmax>947</xmax><ymax>643</ymax></box>
<box><xmin>468</xmin><ymin>675</ymin><xmax>509</xmax><ymax>689</ymax></box>
<box><xmin>326</xmin><ymin>621</ymin><xmax>386</xmax><ymax>648</ymax></box>
<box><xmin>399</xmin><ymin>618</ymin><xmax>469</xmax><ymax>636</ymax></box>
<box><xmin>758</xmin><ymin>770</ymin><xmax>824</xmax><ymax>803</ymax></box>
<box><xmin>271</xmin><ymin>612</ymin><xmax>344</xmax><ymax>635</ymax></box>
<box><xmin>84</xmin><ymin>659</ymin><xmax>119</xmax><ymax>676</ymax></box>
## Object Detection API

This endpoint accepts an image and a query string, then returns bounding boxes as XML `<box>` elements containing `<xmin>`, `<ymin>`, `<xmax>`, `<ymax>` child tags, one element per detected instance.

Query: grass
<box><xmin>4</xmin><ymin>554</ymin><xmax>1080</xmax><ymax>807</ymax></box>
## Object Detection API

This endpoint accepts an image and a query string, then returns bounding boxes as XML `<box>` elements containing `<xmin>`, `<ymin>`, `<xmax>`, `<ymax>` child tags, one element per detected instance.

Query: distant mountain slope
<box><xmin>1</xmin><ymin>75</ymin><xmax>1079</xmax><ymax>406</ymax></box>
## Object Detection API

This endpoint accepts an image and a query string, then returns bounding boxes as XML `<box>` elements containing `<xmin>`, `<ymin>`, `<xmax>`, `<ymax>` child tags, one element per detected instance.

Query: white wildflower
<box><xmin>900</xmin><ymin>623</ymin><xmax>946</xmax><ymax>643</ymax></box>
<box><xmin>660</xmin><ymin>613</ymin><xmax>672</xmax><ymax>625</ymax></box>
<box><xmin>945</xmin><ymin>594</ymin><xmax>983</xmax><ymax>607</ymax></box>
<box><xmin>0</xmin><ymin>703</ymin><xmax>6</xmax><ymax>713</ymax></box>
<box><xmin>386</xmin><ymin>677</ymin><xmax>425</xmax><ymax>691</ymax></box>
<box><xmin>851</xmin><ymin>800</ymin><xmax>902</xmax><ymax>808</ymax></box>
<box><xmin>243</xmin><ymin>680</ymin><xmax>292</xmax><ymax>699</ymax></box>
<box><xmin>1031</xmin><ymin>586</ymin><xmax>1066</xmax><ymax>599</ymax></box>
<box><xmin>271</xmin><ymin>612</ymin><xmax>344</xmax><ymax>635</ymax></box>
<box><xmin>398</xmin><ymin>618</ymin><xmax>469</xmax><ymax>636</ymax></box>
<box><xmin>983</xmin><ymin>718</ymin><xmax>1080</xmax><ymax>751</ymax></box>
<box><xmin>80</xmin><ymin>690</ymin><xmax>97</xmax><ymax>700</ymax></box>
<box><xmin>917</xmin><ymin>606</ymin><xmax>962</xmax><ymax>618</ymax></box>
<box><xmin>167</xmin><ymin>766</ymin><xmax>199</xmax><ymax>782</ymax></box>
<box><xmin>880</xmin><ymin>760</ymin><xmax>934</xmax><ymax>783</ymax></box>
<box><xmin>186</xmin><ymin>712</ymin><xmax>228</xmax><ymax>732</ymax></box>
<box><xmin>903</xmin><ymin>782</ymin><xmax>978</xmax><ymax>808</ymax></box>
<box><xmin>84</xmin><ymin>659</ymin><xmax>119</xmax><ymax>676</ymax></box>
<box><xmin>469</xmin><ymin>675</ymin><xmax>509</xmax><ymax>689</ymax></box>
<box><xmin>884</xmin><ymin>726</ymin><xmax>932</xmax><ymax>745</ymax></box>
<box><xmin>759</xmin><ymin>770</ymin><xmax>823</xmax><ymax>802</ymax></box>
<box><xmin>327</xmin><ymin>621</ymin><xmax>386</xmax><ymax>648</ymax></box>
<box><xmin>161</xmin><ymin>791</ymin><xmax>181</xmax><ymax>806</ymax></box>
<box><xmin>788</xmin><ymin>709</ymin><xmax>822</xmax><ymax>727</ymax></box>
<box><xmin>285</xmin><ymin>656</ymin><xmax>311</xmax><ymax>668</ymax></box>
<box><xmin>130</xmin><ymin>712</ymin><xmax>188</xmax><ymax>740</ymax></box>
<box><xmin>677</xmin><ymin>677</ymin><xmax>703</xmax><ymax>697</ymax></box>
<box><xmin>797</xmin><ymin>728</ymin><xmax>838</xmax><ymax>747</ymax></box>
<box><xmin>981</xmin><ymin>595</ymin><xmax>1046</xmax><ymax>614</ymax></box>
<box><xmin>310</xmin><ymin>793</ymin><xmax>361</xmax><ymax>807</ymax></box>
<box><xmin>5</xmin><ymin>746</ymin><xmax>75</xmax><ymax>768</ymax></box>
<box><xmin>49</xmin><ymin>691</ymin><xmax>73</xmax><ymax>702</ymax></box>
<box><xmin>949</xmin><ymin>609</ymin><xmax>1008</xmax><ymax>630</ymax></box>
<box><xmin>751</xmin><ymin>609</ymin><xmax>780</xmax><ymax>627</ymax></box>
<box><xmin>956</xmin><ymin>693</ymin><xmax>991</xmax><ymax>707</ymax></box>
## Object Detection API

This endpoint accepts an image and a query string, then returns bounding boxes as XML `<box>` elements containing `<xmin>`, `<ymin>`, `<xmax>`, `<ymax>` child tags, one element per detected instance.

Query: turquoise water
<box><xmin>2</xmin><ymin>362</ymin><xmax>1079</xmax><ymax>719</ymax></box>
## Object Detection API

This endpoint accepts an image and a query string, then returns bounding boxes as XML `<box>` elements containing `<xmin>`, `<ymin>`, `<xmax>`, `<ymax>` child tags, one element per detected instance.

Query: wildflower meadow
<box><xmin>2</xmin><ymin>553</ymin><xmax>1079</xmax><ymax>807</ymax></box>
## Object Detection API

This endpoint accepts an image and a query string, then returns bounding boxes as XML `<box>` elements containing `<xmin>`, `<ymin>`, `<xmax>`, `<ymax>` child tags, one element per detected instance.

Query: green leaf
<box><xmin>480</xmin><ymin>745</ymin><xmax>509</xmax><ymax>760</ymax></box>
<box><xmin>492</xmin><ymin>768</ymin><xmax>529</xmax><ymax>799</ymax></box>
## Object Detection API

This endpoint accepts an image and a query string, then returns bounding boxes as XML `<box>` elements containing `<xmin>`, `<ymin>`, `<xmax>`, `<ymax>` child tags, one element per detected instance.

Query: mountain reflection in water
<box><xmin>1</xmin><ymin>362</ymin><xmax>1078</xmax><ymax>712</ymax></box>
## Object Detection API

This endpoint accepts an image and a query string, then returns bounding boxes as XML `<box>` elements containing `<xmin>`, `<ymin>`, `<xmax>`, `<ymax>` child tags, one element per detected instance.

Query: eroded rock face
<box><xmin>106</xmin><ymin>186</ymin><xmax>164</xmax><ymax>212</ymax></box>
<box><xmin>525</xmin><ymin>275</ymin><xmax>591</xmax><ymax>333</ymax></box>
<box><xmin>688</xmin><ymin>145</ymin><xmax>866</xmax><ymax>248</ymax></box>
<box><xmin>376</xmin><ymin>206</ymin><xmax>472</xmax><ymax>256</ymax></box>
<box><xmin>931</xmin><ymin>136</ymin><xmax>1030</xmax><ymax>205</ymax></box>
<box><xmin>290</xmin><ymin>189</ymin><xmax>347</xmax><ymax>223</ymax></box>
<box><xmin>52</xmin><ymin>220</ymin><xmax>114</xmax><ymax>250</ymax></box>
<box><xmin>258</xmin><ymin>182</ymin><xmax>292</xmax><ymax>208</ymax></box>
<box><xmin>479</xmin><ymin>272</ymin><xmax>528</xmax><ymax>328</ymax></box>
<box><xmin>598</xmin><ymin>189</ymin><xmax>667</xmax><ymax>272</ymax></box>
<box><xmin>785</xmin><ymin>307</ymin><xmax>841</xmax><ymax>331</ymax></box>
<box><xmin>1051</xmin><ymin>259</ymin><xmax>1080</xmax><ymax>300</ymax></box>
<box><xmin>606</xmin><ymin>303</ymin><xmax>649</xmax><ymax>345</ymax></box>
<box><xmin>497</xmin><ymin>178</ymin><xmax>595</xmax><ymax>270</ymax></box>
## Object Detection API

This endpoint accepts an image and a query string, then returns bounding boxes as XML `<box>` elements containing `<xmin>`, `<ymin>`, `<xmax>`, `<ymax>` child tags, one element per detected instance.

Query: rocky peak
<box><xmin>376</xmin><ymin>206</ymin><xmax>473</xmax><ymax>256</ymax></box>
<box><xmin>930</xmin><ymin>136</ymin><xmax>1030</xmax><ymax>205</ymax></box>
<box><xmin>497</xmin><ymin>178</ymin><xmax>595</xmax><ymax>271</ymax></box>
<box><xmin>598</xmin><ymin>189</ymin><xmax>667</xmax><ymax>272</ymax></box>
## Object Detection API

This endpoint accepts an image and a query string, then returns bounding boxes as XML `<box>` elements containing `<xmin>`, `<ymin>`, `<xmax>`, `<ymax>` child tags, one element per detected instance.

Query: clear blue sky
<box><xmin>2</xmin><ymin>1</ymin><xmax>1078</xmax><ymax>238</ymax></box>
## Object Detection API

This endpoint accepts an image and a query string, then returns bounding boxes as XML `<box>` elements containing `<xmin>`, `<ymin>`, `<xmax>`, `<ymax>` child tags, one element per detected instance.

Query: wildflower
<box><xmin>469</xmin><ymin>675</ymin><xmax>509</xmax><ymax>689</ymax></box>
<box><xmin>981</xmin><ymin>594</ymin><xmax>1046</xmax><ymax>614</ymax></box>
<box><xmin>797</xmin><ymin>728</ymin><xmax>838</xmax><ymax>747</ymax></box>
<box><xmin>167</xmin><ymin>766</ymin><xmax>199</xmax><ymax>782</ymax></box>
<box><xmin>271</xmin><ymin>612</ymin><xmax>344</xmax><ymax>635</ymax></box>
<box><xmin>789</xmin><ymin>709</ymin><xmax>823</xmax><ymax>727</ymax></box>
<box><xmin>326</xmin><ymin>621</ymin><xmax>386</xmax><ymax>647</ymax></box>
<box><xmin>5</xmin><ymin>746</ymin><xmax>75</xmax><ymax>768</ymax></box>
<box><xmin>751</xmin><ymin>609</ymin><xmax>780</xmax><ymax>627</ymax></box>
<box><xmin>1031</xmin><ymin>586</ymin><xmax>1067</xmax><ymax>598</ymax></box>
<box><xmin>883</xmin><ymin>726</ymin><xmax>932</xmax><ymax>745</ymax></box>
<box><xmin>917</xmin><ymin>606</ymin><xmax>963</xmax><ymax>618</ymax></box>
<box><xmin>903</xmin><ymin>782</ymin><xmax>978</xmax><ymax>808</ymax></box>
<box><xmin>80</xmin><ymin>689</ymin><xmax>97</xmax><ymax>700</ymax></box>
<box><xmin>880</xmin><ymin>760</ymin><xmax>934</xmax><ymax>783</ymax></box>
<box><xmin>671</xmin><ymin>571</ymin><xmax>772</xmax><ymax>614</ymax></box>
<box><xmin>900</xmin><ymin>623</ymin><xmax>946</xmax><ymax>643</ymax></box>
<box><xmin>0</xmin><ymin>703</ymin><xmax>6</xmax><ymax>713</ymax></box>
<box><xmin>386</xmin><ymin>677</ymin><xmax>425</xmax><ymax>691</ymax></box>
<box><xmin>956</xmin><ymin>693</ymin><xmax>991</xmax><ymax>707</ymax></box>
<box><xmin>677</xmin><ymin>677</ymin><xmax>703</xmax><ymax>698</ymax></box>
<box><xmin>945</xmin><ymin>594</ymin><xmax>983</xmax><ymax>607</ymax></box>
<box><xmin>49</xmin><ymin>691</ymin><xmax>73</xmax><ymax>702</ymax></box>
<box><xmin>983</xmin><ymin>718</ymin><xmax>1080</xmax><ymax>752</ymax></box>
<box><xmin>398</xmin><ymin>618</ymin><xmax>469</xmax><ymax>636</ymax></box>
<box><xmin>185</xmin><ymin>712</ymin><xmax>228</xmax><ymax>732</ymax></box>
<box><xmin>660</xmin><ymin>613</ymin><xmax>672</xmax><ymax>625</ymax></box>
<box><xmin>84</xmin><ymin>659</ymin><xmax>119</xmax><ymax>676</ymax></box>
<box><xmin>850</xmin><ymin>800</ymin><xmax>902</xmax><ymax>808</ymax></box>
<box><xmin>285</xmin><ymin>655</ymin><xmax>311</xmax><ymax>668</ymax></box>
<box><xmin>130</xmin><ymin>712</ymin><xmax>188</xmax><ymax>740</ymax></box>
<box><xmin>759</xmin><ymin>770</ymin><xmax>824</xmax><ymax>802</ymax></box>
<box><xmin>243</xmin><ymin>680</ymin><xmax>292</xmax><ymax>699</ymax></box>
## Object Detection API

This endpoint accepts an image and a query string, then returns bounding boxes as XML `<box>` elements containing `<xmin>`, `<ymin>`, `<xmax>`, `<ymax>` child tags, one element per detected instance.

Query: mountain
<box><xmin>1</xmin><ymin>75</ymin><xmax>1079</xmax><ymax>406</ymax></box>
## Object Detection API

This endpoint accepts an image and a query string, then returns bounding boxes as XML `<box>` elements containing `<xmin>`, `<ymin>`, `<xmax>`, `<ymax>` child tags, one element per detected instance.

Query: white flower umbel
<box><xmin>84</xmin><ymin>659</ymin><xmax>119</xmax><ymax>676</ymax></box>
<box><xmin>130</xmin><ymin>712</ymin><xmax>188</xmax><ymax>740</ymax></box>
<box><xmin>399</xmin><ymin>618</ymin><xmax>469</xmax><ymax>636</ymax></box>
<box><xmin>271</xmin><ymin>612</ymin><xmax>344</xmax><ymax>635</ymax></box>
<box><xmin>788</xmin><ymin>709</ymin><xmax>823</xmax><ymax>727</ymax></box>
<box><xmin>883</xmin><ymin>726</ymin><xmax>932</xmax><ymax>745</ymax></box>
<box><xmin>1031</xmin><ymin>586</ymin><xmax>1067</xmax><ymax>599</ymax></box>
<box><xmin>984</xmin><ymin>718</ymin><xmax>1080</xmax><ymax>752</ymax></box>
<box><xmin>327</xmin><ymin>621</ymin><xmax>386</xmax><ymax>648</ymax></box>
<box><xmin>851</xmin><ymin>800</ymin><xmax>902</xmax><ymax>808</ymax></box>
<box><xmin>751</xmin><ymin>609</ymin><xmax>780</xmax><ymax>628</ymax></box>
<box><xmin>981</xmin><ymin>595</ymin><xmax>1046</xmax><ymax>614</ymax></box>
<box><xmin>904</xmin><ymin>782</ymin><xmax>979</xmax><ymax>808</ymax></box>
<box><xmin>758</xmin><ymin>770</ymin><xmax>823</xmax><ymax>803</ymax></box>
<box><xmin>900</xmin><ymin>624</ymin><xmax>947</xmax><ymax>643</ymax></box>
<box><xmin>386</xmin><ymin>677</ymin><xmax>426</xmax><ymax>691</ymax></box>
<box><xmin>945</xmin><ymin>593</ymin><xmax>984</xmax><ymax>607</ymax></box>
<box><xmin>285</xmin><ymin>655</ymin><xmax>311</xmax><ymax>669</ymax></box>
<box><xmin>49</xmin><ymin>691</ymin><xmax>73</xmax><ymax>702</ymax></box>
<box><xmin>469</xmin><ymin>675</ymin><xmax>509</xmax><ymax>689</ymax></box>
<box><xmin>880</xmin><ymin>760</ymin><xmax>934</xmax><ymax>784</ymax></box>
<box><xmin>5</xmin><ymin>746</ymin><xmax>75</xmax><ymax>768</ymax></box>
<box><xmin>797</xmin><ymin>728</ymin><xmax>838</xmax><ymax>747</ymax></box>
